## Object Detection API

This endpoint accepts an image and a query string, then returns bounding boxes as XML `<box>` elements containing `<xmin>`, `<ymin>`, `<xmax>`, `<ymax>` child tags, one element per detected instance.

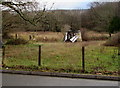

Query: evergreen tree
<box><xmin>109</xmin><ymin>16</ymin><xmax>120</xmax><ymax>35</ymax></box>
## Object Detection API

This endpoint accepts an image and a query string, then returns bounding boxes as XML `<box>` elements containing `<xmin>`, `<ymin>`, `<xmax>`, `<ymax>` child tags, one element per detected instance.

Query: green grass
<box><xmin>3</xmin><ymin>43</ymin><xmax>119</xmax><ymax>75</ymax></box>
<box><xmin>85</xmin><ymin>46</ymin><xmax>119</xmax><ymax>72</ymax></box>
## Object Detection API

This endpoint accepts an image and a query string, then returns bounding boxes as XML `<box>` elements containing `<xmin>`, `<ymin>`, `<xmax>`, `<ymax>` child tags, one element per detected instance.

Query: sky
<box><xmin>39</xmin><ymin>0</ymin><xmax>93</xmax><ymax>10</ymax></box>
<box><xmin>38</xmin><ymin>0</ymin><xmax>120</xmax><ymax>10</ymax></box>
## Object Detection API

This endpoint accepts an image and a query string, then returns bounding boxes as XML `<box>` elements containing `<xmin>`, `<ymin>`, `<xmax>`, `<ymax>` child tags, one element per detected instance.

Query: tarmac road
<box><xmin>2</xmin><ymin>73</ymin><xmax>119</xmax><ymax>86</ymax></box>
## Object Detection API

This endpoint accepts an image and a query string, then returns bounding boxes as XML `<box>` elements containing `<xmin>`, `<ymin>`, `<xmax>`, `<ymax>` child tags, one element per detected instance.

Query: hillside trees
<box><xmin>108</xmin><ymin>2</ymin><xmax>120</xmax><ymax>37</ymax></box>
<box><xmin>1</xmin><ymin>0</ymin><xmax>47</xmax><ymax>29</ymax></box>
<box><xmin>1</xmin><ymin>0</ymin><xmax>83</xmax><ymax>34</ymax></box>
<box><xmin>62</xmin><ymin>10</ymin><xmax>81</xmax><ymax>32</ymax></box>
<box><xmin>43</xmin><ymin>11</ymin><xmax>62</xmax><ymax>32</ymax></box>
<box><xmin>2</xmin><ymin>10</ymin><xmax>27</xmax><ymax>38</ymax></box>
<box><xmin>1</xmin><ymin>0</ymin><xmax>64</xmax><ymax>33</ymax></box>
<box><xmin>81</xmin><ymin>2</ymin><xmax>119</xmax><ymax>34</ymax></box>
<box><xmin>108</xmin><ymin>16</ymin><xmax>120</xmax><ymax>36</ymax></box>
<box><xmin>2</xmin><ymin>1</ymin><xmax>120</xmax><ymax>34</ymax></box>
<box><xmin>2</xmin><ymin>0</ymin><xmax>45</xmax><ymax>26</ymax></box>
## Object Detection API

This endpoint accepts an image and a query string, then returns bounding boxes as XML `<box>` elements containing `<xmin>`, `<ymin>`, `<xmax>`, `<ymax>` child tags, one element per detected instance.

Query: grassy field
<box><xmin>3</xmin><ymin>42</ymin><xmax>119</xmax><ymax>76</ymax></box>
<box><xmin>2</xmin><ymin>31</ymin><xmax>119</xmax><ymax>76</ymax></box>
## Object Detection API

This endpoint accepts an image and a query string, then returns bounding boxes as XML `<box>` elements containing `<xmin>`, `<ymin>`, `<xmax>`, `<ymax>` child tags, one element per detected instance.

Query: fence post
<box><xmin>38</xmin><ymin>45</ymin><xmax>41</xmax><ymax>66</ymax></box>
<box><xmin>2</xmin><ymin>45</ymin><xmax>5</xmax><ymax>65</ymax></box>
<box><xmin>118</xmin><ymin>47</ymin><xmax>120</xmax><ymax>56</ymax></box>
<box><xmin>29</xmin><ymin>35</ymin><xmax>32</xmax><ymax>40</ymax></box>
<box><xmin>15</xmin><ymin>34</ymin><xmax>18</xmax><ymax>39</ymax></box>
<box><xmin>82</xmin><ymin>46</ymin><xmax>85</xmax><ymax>73</ymax></box>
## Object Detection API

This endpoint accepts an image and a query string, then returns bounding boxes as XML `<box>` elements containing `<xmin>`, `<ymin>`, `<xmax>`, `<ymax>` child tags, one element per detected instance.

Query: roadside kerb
<box><xmin>0</xmin><ymin>70</ymin><xmax>120</xmax><ymax>81</ymax></box>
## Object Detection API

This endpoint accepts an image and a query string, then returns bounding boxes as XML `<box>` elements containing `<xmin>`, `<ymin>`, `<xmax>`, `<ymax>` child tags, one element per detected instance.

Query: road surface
<box><xmin>2</xmin><ymin>73</ymin><xmax>119</xmax><ymax>86</ymax></box>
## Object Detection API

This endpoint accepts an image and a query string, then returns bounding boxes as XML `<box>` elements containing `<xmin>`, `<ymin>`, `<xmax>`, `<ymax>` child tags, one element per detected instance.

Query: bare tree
<box><xmin>1</xmin><ymin>0</ymin><xmax>48</xmax><ymax>26</ymax></box>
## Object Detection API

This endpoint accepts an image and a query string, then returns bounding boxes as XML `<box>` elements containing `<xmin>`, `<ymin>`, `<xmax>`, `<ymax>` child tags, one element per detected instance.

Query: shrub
<box><xmin>104</xmin><ymin>32</ymin><xmax>120</xmax><ymax>47</ymax></box>
<box><xmin>6</xmin><ymin>38</ymin><xmax>28</xmax><ymax>45</ymax></box>
<box><xmin>108</xmin><ymin>16</ymin><xmax>120</xmax><ymax>34</ymax></box>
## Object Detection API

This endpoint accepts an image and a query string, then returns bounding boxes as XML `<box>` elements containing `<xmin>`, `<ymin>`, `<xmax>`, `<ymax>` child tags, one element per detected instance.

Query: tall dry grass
<box><xmin>82</xmin><ymin>31</ymin><xmax>109</xmax><ymax>41</ymax></box>
<box><xmin>10</xmin><ymin>32</ymin><xmax>64</xmax><ymax>42</ymax></box>
<box><xmin>104</xmin><ymin>32</ymin><xmax>120</xmax><ymax>47</ymax></box>
<box><xmin>9</xmin><ymin>31</ymin><xmax>109</xmax><ymax>42</ymax></box>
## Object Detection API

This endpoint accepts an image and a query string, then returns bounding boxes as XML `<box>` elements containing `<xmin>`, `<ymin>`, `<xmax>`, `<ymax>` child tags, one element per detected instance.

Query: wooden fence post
<box><xmin>38</xmin><ymin>45</ymin><xmax>41</xmax><ymax>66</ymax></box>
<box><xmin>118</xmin><ymin>47</ymin><xmax>120</xmax><ymax>56</ymax></box>
<box><xmin>82</xmin><ymin>46</ymin><xmax>85</xmax><ymax>73</ymax></box>
<box><xmin>29</xmin><ymin>35</ymin><xmax>32</xmax><ymax>40</ymax></box>
<box><xmin>118</xmin><ymin>47</ymin><xmax>120</xmax><ymax>76</ymax></box>
<box><xmin>2</xmin><ymin>45</ymin><xmax>5</xmax><ymax>65</ymax></box>
<box><xmin>15</xmin><ymin>34</ymin><xmax>18</xmax><ymax>39</ymax></box>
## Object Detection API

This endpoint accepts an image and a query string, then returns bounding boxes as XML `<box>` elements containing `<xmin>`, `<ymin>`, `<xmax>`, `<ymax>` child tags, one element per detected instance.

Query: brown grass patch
<box><xmin>104</xmin><ymin>32</ymin><xmax>120</xmax><ymax>47</ymax></box>
<box><xmin>84</xmin><ymin>31</ymin><xmax>109</xmax><ymax>41</ymax></box>
<box><xmin>10</xmin><ymin>32</ymin><xmax>64</xmax><ymax>42</ymax></box>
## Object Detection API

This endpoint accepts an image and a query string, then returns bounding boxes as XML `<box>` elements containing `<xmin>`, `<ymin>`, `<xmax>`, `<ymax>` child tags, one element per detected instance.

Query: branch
<box><xmin>2</xmin><ymin>1</ymin><xmax>54</xmax><ymax>26</ymax></box>
<box><xmin>2</xmin><ymin>2</ymin><xmax>36</xmax><ymax>26</ymax></box>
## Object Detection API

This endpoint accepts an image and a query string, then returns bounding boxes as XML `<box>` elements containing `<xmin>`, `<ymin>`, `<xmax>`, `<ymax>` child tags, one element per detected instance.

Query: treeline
<box><xmin>2</xmin><ymin>2</ymin><xmax>120</xmax><ymax>36</ymax></box>
<box><xmin>81</xmin><ymin>2</ymin><xmax>120</xmax><ymax>36</ymax></box>
<box><xmin>2</xmin><ymin>10</ymin><xmax>81</xmax><ymax>33</ymax></box>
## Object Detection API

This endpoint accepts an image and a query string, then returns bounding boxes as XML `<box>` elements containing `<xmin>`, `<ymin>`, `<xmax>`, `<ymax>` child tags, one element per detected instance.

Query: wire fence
<box><xmin>2</xmin><ymin>44</ymin><xmax>120</xmax><ymax>74</ymax></box>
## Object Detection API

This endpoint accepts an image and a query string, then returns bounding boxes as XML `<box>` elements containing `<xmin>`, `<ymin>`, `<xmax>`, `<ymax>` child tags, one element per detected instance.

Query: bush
<box><xmin>108</xmin><ymin>16</ymin><xmax>120</xmax><ymax>33</ymax></box>
<box><xmin>104</xmin><ymin>32</ymin><xmax>120</xmax><ymax>47</ymax></box>
<box><xmin>6</xmin><ymin>38</ymin><xmax>28</xmax><ymax>45</ymax></box>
